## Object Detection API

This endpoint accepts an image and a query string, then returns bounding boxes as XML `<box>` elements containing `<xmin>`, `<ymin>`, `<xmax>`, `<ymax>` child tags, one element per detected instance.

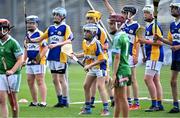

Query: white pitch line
<box><xmin>69</xmin><ymin>97</ymin><xmax>180</xmax><ymax>105</ymax></box>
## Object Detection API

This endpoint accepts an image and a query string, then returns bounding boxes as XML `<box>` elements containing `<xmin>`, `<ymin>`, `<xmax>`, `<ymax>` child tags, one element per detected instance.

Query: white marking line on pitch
<box><xmin>70</xmin><ymin>97</ymin><xmax>180</xmax><ymax>105</ymax></box>
<box><xmin>70</xmin><ymin>97</ymin><xmax>148</xmax><ymax>105</ymax></box>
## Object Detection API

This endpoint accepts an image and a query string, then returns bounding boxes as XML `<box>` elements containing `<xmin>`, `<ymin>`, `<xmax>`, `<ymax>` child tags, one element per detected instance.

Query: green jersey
<box><xmin>111</xmin><ymin>31</ymin><xmax>131</xmax><ymax>77</ymax></box>
<box><xmin>0</xmin><ymin>36</ymin><xmax>23</xmax><ymax>74</ymax></box>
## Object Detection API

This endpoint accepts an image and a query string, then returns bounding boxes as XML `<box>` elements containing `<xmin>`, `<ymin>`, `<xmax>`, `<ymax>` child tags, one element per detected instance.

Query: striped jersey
<box><xmin>41</xmin><ymin>22</ymin><xmax>73</xmax><ymax>63</ymax></box>
<box><xmin>123</xmin><ymin>21</ymin><xmax>140</xmax><ymax>58</ymax></box>
<box><xmin>82</xmin><ymin>38</ymin><xmax>106</xmax><ymax>70</ymax></box>
<box><xmin>26</xmin><ymin>29</ymin><xmax>47</xmax><ymax>65</ymax></box>
<box><xmin>167</xmin><ymin>19</ymin><xmax>180</xmax><ymax>62</ymax></box>
<box><xmin>145</xmin><ymin>21</ymin><xmax>164</xmax><ymax>62</ymax></box>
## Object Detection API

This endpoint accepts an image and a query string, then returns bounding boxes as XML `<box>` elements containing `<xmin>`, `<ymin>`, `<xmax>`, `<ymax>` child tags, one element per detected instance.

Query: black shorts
<box><xmin>51</xmin><ymin>64</ymin><xmax>67</xmax><ymax>74</ymax></box>
<box><xmin>171</xmin><ymin>61</ymin><xmax>180</xmax><ymax>71</ymax></box>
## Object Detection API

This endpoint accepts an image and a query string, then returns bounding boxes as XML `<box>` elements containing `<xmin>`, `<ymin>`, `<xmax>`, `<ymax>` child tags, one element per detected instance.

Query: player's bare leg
<box><xmin>144</xmin><ymin>74</ymin><xmax>158</xmax><ymax>111</ymax></box>
<box><xmin>52</xmin><ymin>73</ymin><xmax>62</xmax><ymax>107</ymax></box>
<box><xmin>90</xmin><ymin>79</ymin><xmax>97</xmax><ymax>108</ymax></box>
<box><xmin>8</xmin><ymin>93</ymin><xmax>18</xmax><ymax>118</ymax></box>
<box><xmin>0</xmin><ymin>91</ymin><xmax>8</xmax><ymax>118</ymax></box>
<box><xmin>97</xmin><ymin>76</ymin><xmax>109</xmax><ymax>116</ymax></box>
<box><xmin>169</xmin><ymin>70</ymin><xmax>179</xmax><ymax>113</ymax></box>
<box><xmin>27</xmin><ymin>74</ymin><xmax>38</xmax><ymax>106</ymax></box>
<box><xmin>36</xmin><ymin>74</ymin><xmax>47</xmax><ymax>106</ymax></box>
<box><xmin>79</xmin><ymin>75</ymin><xmax>95</xmax><ymax>114</ymax></box>
<box><xmin>59</xmin><ymin>74</ymin><xmax>68</xmax><ymax>107</ymax></box>
<box><xmin>114</xmin><ymin>86</ymin><xmax>128</xmax><ymax>118</ymax></box>
<box><xmin>153</xmin><ymin>74</ymin><xmax>164</xmax><ymax>110</ymax></box>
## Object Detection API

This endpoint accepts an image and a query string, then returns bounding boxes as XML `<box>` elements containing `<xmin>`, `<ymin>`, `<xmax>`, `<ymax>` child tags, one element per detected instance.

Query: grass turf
<box><xmin>9</xmin><ymin>64</ymin><xmax>180</xmax><ymax>117</ymax></box>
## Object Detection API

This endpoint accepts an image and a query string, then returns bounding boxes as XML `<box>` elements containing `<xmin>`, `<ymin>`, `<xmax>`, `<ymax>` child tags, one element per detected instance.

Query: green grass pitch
<box><xmin>11</xmin><ymin>64</ymin><xmax>180</xmax><ymax>117</ymax></box>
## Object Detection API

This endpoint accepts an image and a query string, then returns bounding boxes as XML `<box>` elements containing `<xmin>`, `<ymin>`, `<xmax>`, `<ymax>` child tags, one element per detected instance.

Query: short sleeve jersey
<box><xmin>41</xmin><ymin>22</ymin><xmax>73</xmax><ymax>63</ymax></box>
<box><xmin>26</xmin><ymin>29</ymin><xmax>47</xmax><ymax>65</ymax></box>
<box><xmin>111</xmin><ymin>31</ymin><xmax>131</xmax><ymax>76</ymax></box>
<box><xmin>0</xmin><ymin>36</ymin><xmax>23</xmax><ymax>74</ymax></box>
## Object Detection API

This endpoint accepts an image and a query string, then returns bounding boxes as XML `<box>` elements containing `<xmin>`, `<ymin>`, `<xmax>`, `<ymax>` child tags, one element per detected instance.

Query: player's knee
<box><xmin>83</xmin><ymin>83</ymin><xmax>89</xmax><ymax>91</ymax></box>
<box><xmin>171</xmin><ymin>79</ymin><xmax>177</xmax><ymax>87</ymax></box>
<box><xmin>0</xmin><ymin>98</ymin><xmax>6</xmax><ymax>106</ymax></box>
<box><xmin>37</xmin><ymin>79</ymin><xmax>43</xmax><ymax>86</ymax></box>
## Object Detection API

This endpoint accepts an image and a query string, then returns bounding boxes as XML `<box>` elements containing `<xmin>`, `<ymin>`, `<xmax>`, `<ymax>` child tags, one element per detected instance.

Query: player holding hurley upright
<box><xmin>155</xmin><ymin>0</ymin><xmax>180</xmax><ymax>113</ymax></box>
<box><xmin>23</xmin><ymin>15</ymin><xmax>48</xmax><ymax>107</ymax></box>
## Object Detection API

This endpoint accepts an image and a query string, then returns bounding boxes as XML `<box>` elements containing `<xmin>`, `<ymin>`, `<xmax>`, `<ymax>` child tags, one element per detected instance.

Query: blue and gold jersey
<box><xmin>123</xmin><ymin>21</ymin><xmax>140</xmax><ymax>58</ymax></box>
<box><xmin>97</xmin><ymin>25</ymin><xmax>108</xmax><ymax>53</ymax></box>
<box><xmin>41</xmin><ymin>22</ymin><xmax>73</xmax><ymax>63</ymax></box>
<box><xmin>145</xmin><ymin>21</ymin><xmax>164</xmax><ymax>62</ymax></box>
<box><xmin>167</xmin><ymin>20</ymin><xmax>180</xmax><ymax>62</ymax></box>
<box><xmin>82</xmin><ymin>38</ymin><xmax>106</xmax><ymax>70</ymax></box>
<box><xmin>27</xmin><ymin>29</ymin><xmax>47</xmax><ymax>65</ymax></box>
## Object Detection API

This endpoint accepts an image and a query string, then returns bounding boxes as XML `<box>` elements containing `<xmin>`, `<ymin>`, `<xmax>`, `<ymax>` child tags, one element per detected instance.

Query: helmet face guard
<box><xmin>170</xmin><ymin>2</ymin><xmax>180</xmax><ymax>16</ymax></box>
<box><xmin>83</xmin><ymin>23</ymin><xmax>98</xmax><ymax>41</ymax></box>
<box><xmin>52</xmin><ymin>7</ymin><xmax>67</xmax><ymax>18</ymax></box>
<box><xmin>142</xmin><ymin>5</ymin><xmax>154</xmax><ymax>15</ymax></box>
<box><xmin>108</xmin><ymin>14</ymin><xmax>126</xmax><ymax>33</ymax></box>
<box><xmin>108</xmin><ymin>14</ymin><xmax>126</xmax><ymax>23</ymax></box>
<box><xmin>26</xmin><ymin>15</ymin><xmax>39</xmax><ymax>24</ymax></box>
<box><xmin>52</xmin><ymin>7</ymin><xmax>67</xmax><ymax>24</ymax></box>
<box><xmin>121</xmin><ymin>5</ymin><xmax>137</xmax><ymax>19</ymax></box>
<box><xmin>0</xmin><ymin>19</ymin><xmax>14</xmax><ymax>38</ymax></box>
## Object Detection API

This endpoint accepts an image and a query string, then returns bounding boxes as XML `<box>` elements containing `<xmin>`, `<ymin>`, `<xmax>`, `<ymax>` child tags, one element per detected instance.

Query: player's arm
<box><xmin>103</xmin><ymin>0</ymin><xmax>116</xmax><ymax>14</ymax></box>
<box><xmin>111</xmin><ymin>36</ymin><xmax>121</xmax><ymax>84</ymax></box>
<box><xmin>49</xmin><ymin>25</ymin><xmax>73</xmax><ymax>48</ymax></box>
<box><xmin>7</xmin><ymin>43</ymin><xmax>23</xmax><ymax>75</ymax></box>
<box><xmin>154</xmin><ymin>30</ymin><xmax>173</xmax><ymax>45</ymax></box>
<box><xmin>84</xmin><ymin>43</ymin><xmax>105</xmax><ymax>71</ymax></box>
<box><xmin>30</xmin><ymin>29</ymin><xmax>48</xmax><ymax>43</ymax></box>
<box><xmin>23</xmin><ymin>48</ymin><xmax>27</xmax><ymax>65</ymax></box>
<box><xmin>74</xmin><ymin>52</ymin><xmax>84</xmax><ymax>58</ymax></box>
<box><xmin>40</xmin><ymin>40</ymin><xmax>48</xmax><ymax>59</ymax></box>
<box><xmin>133</xmin><ymin>38</ymin><xmax>140</xmax><ymax>64</ymax></box>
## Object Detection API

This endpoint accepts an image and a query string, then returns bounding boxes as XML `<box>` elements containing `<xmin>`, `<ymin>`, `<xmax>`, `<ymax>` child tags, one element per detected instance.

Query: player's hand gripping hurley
<box><xmin>61</xmin><ymin>44</ymin><xmax>84</xmax><ymax>67</ymax></box>
<box><xmin>1</xmin><ymin>57</ymin><xmax>17</xmax><ymax>111</ymax></box>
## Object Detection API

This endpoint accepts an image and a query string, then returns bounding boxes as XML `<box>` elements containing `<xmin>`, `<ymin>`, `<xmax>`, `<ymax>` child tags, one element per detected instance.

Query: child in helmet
<box><xmin>155</xmin><ymin>0</ymin><xmax>180</xmax><ymax>113</ymax></box>
<box><xmin>23</xmin><ymin>15</ymin><xmax>48</xmax><ymax>107</ymax></box>
<box><xmin>103</xmin><ymin>0</ymin><xmax>141</xmax><ymax>110</ymax></box>
<box><xmin>86</xmin><ymin>9</ymin><xmax>114</xmax><ymax>108</ymax></box>
<box><xmin>75</xmin><ymin>23</ymin><xmax>110</xmax><ymax>116</ymax></box>
<box><xmin>29</xmin><ymin>7</ymin><xmax>73</xmax><ymax>108</ymax></box>
<box><xmin>139</xmin><ymin>5</ymin><xmax>164</xmax><ymax>112</ymax></box>
<box><xmin>0</xmin><ymin>19</ymin><xmax>23</xmax><ymax>118</ymax></box>
<box><xmin>108</xmin><ymin>14</ymin><xmax>131</xmax><ymax>118</ymax></box>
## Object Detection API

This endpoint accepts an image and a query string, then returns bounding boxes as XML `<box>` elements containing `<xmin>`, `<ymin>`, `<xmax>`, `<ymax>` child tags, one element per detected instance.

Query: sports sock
<box><xmin>62</xmin><ymin>96</ymin><xmax>68</xmax><ymax>105</ymax></box>
<box><xmin>152</xmin><ymin>100</ymin><xmax>157</xmax><ymax>107</ymax></box>
<box><xmin>85</xmin><ymin>102</ymin><xmax>91</xmax><ymax>110</ymax></box>
<box><xmin>134</xmin><ymin>98</ymin><xmax>139</xmax><ymax>106</ymax></box>
<box><xmin>173</xmin><ymin>101</ymin><xmax>179</xmax><ymax>108</ymax></box>
<box><xmin>110</xmin><ymin>96</ymin><xmax>114</xmax><ymax>102</ymax></box>
<box><xmin>128</xmin><ymin>97</ymin><xmax>132</xmax><ymax>106</ymax></box>
<box><xmin>90</xmin><ymin>97</ymin><xmax>95</xmax><ymax>105</ymax></box>
<box><xmin>57</xmin><ymin>95</ymin><xmax>62</xmax><ymax>104</ymax></box>
<box><xmin>103</xmin><ymin>102</ymin><xmax>109</xmax><ymax>110</ymax></box>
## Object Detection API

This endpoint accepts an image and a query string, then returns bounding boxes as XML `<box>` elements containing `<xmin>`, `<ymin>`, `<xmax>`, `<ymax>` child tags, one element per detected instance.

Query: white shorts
<box><xmin>128</xmin><ymin>55</ymin><xmax>136</xmax><ymax>67</ymax></box>
<box><xmin>48</xmin><ymin>61</ymin><xmax>66</xmax><ymax>71</ymax></box>
<box><xmin>26</xmin><ymin>65</ymin><xmax>46</xmax><ymax>74</ymax></box>
<box><xmin>87</xmin><ymin>68</ymin><xmax>107</xmax><ymax>78</ymax></box>
<box><xmin>0</xmin><ymin>74</ymin><xmax>21</xmax><ymax>92</ymax></box>
<box><xmin>145</xmin><ymin>60</ymin><xmax>163</xmax><ymax>71</ymax></box>
<box><xmin>145</xmin><ymin>69</ymin><xmax>160</xmax><ymax>77</ymax></box>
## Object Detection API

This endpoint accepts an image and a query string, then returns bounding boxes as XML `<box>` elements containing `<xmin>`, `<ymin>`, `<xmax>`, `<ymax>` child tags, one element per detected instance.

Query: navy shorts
<box><xmin>171</xmin><ymin>61</ymin><xmax>180</xmax><ymax>71</ymax></box>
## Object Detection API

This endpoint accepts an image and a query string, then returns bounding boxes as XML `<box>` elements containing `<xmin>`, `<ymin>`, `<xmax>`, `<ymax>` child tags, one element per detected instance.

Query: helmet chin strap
<box><xmin>0</xmin><ymin>26</ymin><xmax>14</xmax><ymax>39</ymax></box>
<box><xmin>0</xmin><ymin>27</ymin><xmax>9</xmax><ymax>39</ymax></box>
